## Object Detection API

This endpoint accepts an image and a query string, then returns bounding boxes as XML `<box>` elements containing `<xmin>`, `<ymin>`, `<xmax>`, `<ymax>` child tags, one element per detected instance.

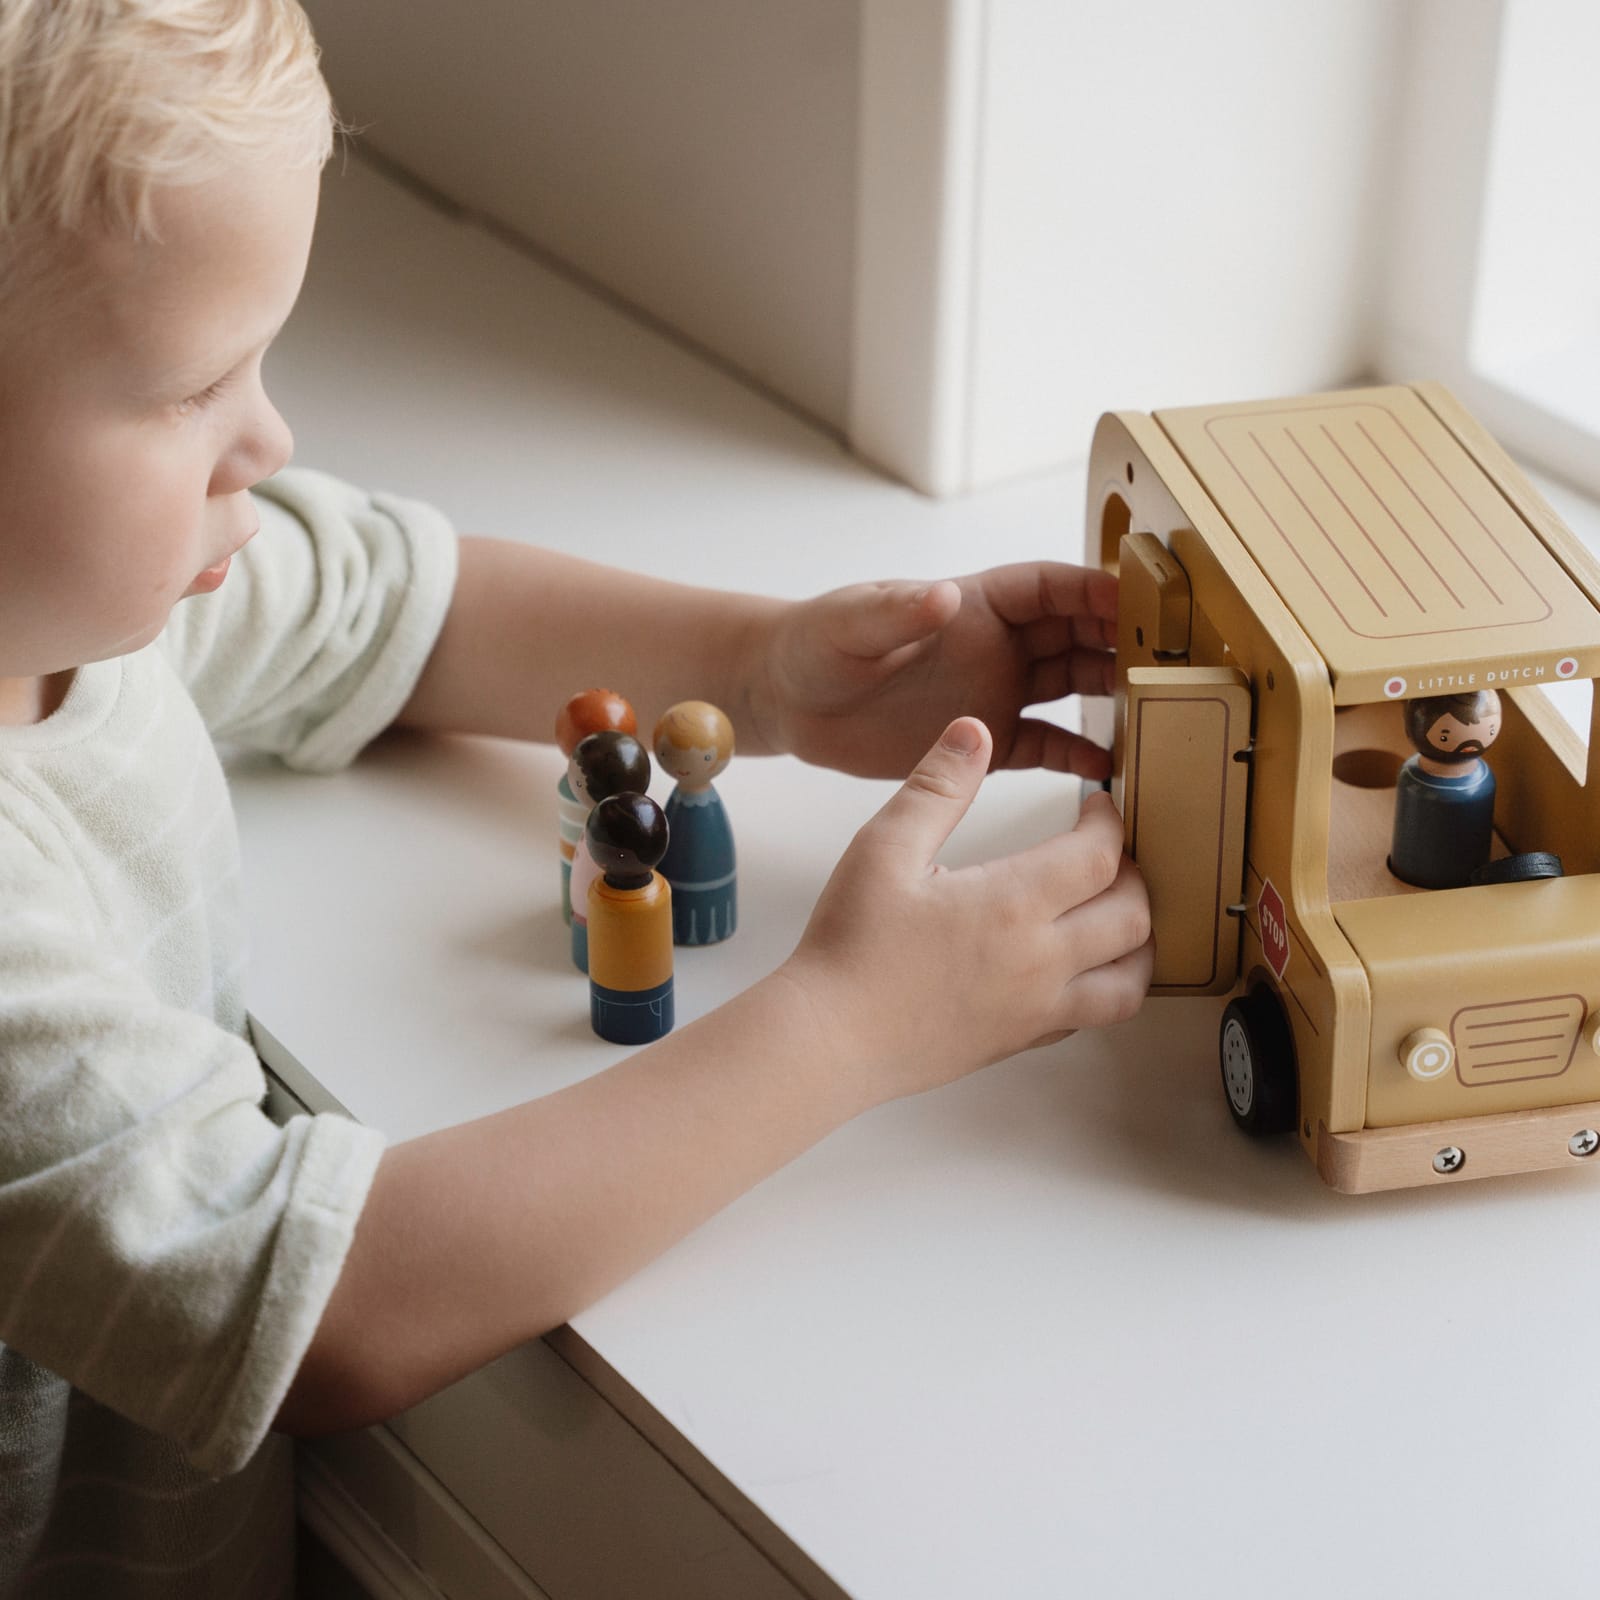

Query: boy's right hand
<box><xmin>783</xmin><ymin>716</ymin><xmax>1153</xmax><ymax>1110</ymax></box>
<box><xmin>287</xmin><ymin>715</ymin><xmax>1150</xmax><ymax>1430</ymax></box>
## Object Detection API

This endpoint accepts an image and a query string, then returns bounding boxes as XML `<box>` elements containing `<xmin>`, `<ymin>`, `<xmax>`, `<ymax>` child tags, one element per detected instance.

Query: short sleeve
<box><xmin>0</xmin><ymin>846</ymin><xmax>384</xmax><ymax>1476</ymax></box>
<box><xmin>160</xmin><ymin>466</ymin><xmax>459</xmax><ymax>773</ymax></box>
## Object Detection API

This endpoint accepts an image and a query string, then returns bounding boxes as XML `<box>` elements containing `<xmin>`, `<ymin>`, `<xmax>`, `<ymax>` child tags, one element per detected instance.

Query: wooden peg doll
<box><xmin>1388</xmin><ymin>689</ymin><xmax>1502</xmax><ymax>888</ymax></box>
<box><xmin>554</xmin><ymin>688</ymin><xmax>636</xmax><ymax>924</ymax></box>
<box><xmin>652</xmin><ymin>701</ymin><xmax>736</xmax><ymax>946</ymax></box>
<box><xmin>586</xmin><ymin>793</ymin><xmax>674</xmax><ymax>1045</ymax></box>
<box><xmin>568</xmin><ymin>730</ymin><xmax>651</xmax><ymax>973</ymax></box>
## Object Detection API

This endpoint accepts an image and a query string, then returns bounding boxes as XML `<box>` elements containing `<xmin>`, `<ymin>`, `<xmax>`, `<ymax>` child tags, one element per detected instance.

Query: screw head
<box><xmin>1571</xmin><ymin>1129</ymin><xmax>1600</xmax><ymax>1159</ymax></box>
<box><xmin>1433</xmin><ymin>1146</ymin><xmax>1466</xmax><ymax>1175</ymax></box>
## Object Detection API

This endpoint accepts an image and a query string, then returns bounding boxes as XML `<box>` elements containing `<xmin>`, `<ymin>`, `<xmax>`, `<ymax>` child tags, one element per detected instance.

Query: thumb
<box><xmin>867</xmin><ymin>717</ymin><xmax>991</xmax><ymax>864</ymax></box>
<box><xmin>826</xmin><ymin>579</ymin><xmax>961</xmax><ymax>661</ymax></box>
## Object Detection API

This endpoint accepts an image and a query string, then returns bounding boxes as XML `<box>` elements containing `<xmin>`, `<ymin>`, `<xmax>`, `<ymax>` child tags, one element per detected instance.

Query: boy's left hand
<box><xmin>752</xmin><ymin>562</ymin><xmax>1117</xmax><ymax>779</ymax></box>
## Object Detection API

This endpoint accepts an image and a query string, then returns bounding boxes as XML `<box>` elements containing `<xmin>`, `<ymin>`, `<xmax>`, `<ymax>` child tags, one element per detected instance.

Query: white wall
<box><xmin>1372</xmin><ymin>0</ymin><xmax>1600</xmax><ymax>498</ymax></box>
<box><xmin>1373</xmin><ymin>0</ymin><xmax>1503</xmax><ymax>396</ymax></box>
<box><xmin>303</xmin><ymin>0</ymin><xmax>860</xmax><ymax>430</ymax></box>
<box><xmin>963</xmin><ymin>0</ymin><xmax>1406</xmax><ymax>489</ymax></box>
<box><xmin>306</xmin><ymin>0</ymin><xmax>1410</xmax><ymax>496</ymax></box>
<box><xmin>1473</xmin><ymin>0</ymin><xmax>1600</xmax><ymax>374</ymax></box>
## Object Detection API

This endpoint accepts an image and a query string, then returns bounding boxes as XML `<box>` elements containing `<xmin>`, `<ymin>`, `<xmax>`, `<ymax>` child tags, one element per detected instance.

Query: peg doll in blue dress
<box><xmin>652</xmin><ymin>700</ymin><xmax>736</xmax><ymax>946</ymax></box>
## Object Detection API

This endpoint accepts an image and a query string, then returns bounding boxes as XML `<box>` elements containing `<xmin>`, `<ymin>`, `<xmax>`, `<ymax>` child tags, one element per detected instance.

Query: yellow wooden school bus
<box><xmin>1092</xmin><ymin>382</ymin><xmax>1600</xmax><ymax>1193</ymax></box>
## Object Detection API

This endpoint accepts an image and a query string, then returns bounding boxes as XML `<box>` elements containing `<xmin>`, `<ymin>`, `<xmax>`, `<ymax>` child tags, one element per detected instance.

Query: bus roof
<box><xmin>1155</xmin><ymin>386</ymin><xmax>1600</xmax><ymax>704</ymax></box>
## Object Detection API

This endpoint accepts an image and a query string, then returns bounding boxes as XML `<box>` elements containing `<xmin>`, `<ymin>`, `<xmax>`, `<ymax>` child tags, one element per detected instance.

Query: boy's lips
<box><xmin>188</xmin><ymin>521</ymin><xmax>259</xmax><ymax>594</ymax></box>
<box><xmin>188</xmin><ymin>556</ymin><xmax>233</xmax><ymax>594</ymax></box>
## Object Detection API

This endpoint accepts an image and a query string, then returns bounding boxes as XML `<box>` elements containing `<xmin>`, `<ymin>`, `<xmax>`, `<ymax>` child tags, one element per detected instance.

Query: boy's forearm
<box><xmin>394</xmin><ymin>536</ymin><xmax>787</xmax><ymax>752</ymax></box>
<box><xmin>276</xmin><ymin>968</ymin><xmax>865</xmax><ymax>1436</ymax></box>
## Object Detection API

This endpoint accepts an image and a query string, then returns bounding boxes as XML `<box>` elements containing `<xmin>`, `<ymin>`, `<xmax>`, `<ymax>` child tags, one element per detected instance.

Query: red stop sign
<box><xmin>1257</xmin><ymin>878</ymin><xmax>1290</xmax><ymax>979</ymax></box>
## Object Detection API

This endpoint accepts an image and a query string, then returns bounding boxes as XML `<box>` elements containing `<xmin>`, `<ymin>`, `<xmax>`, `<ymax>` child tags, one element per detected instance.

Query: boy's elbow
<box><xmin>273</xmin><ymin>1337</ymin><xmax>405</xmax><ymax>1440</ymax></box>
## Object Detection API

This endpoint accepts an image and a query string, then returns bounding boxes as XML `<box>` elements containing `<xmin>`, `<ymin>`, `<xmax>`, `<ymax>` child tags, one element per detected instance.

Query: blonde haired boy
<box><xmin>0</xmin><ymin>3</ymin><xmax>1151</xmax><ymax>1594</ymax></box>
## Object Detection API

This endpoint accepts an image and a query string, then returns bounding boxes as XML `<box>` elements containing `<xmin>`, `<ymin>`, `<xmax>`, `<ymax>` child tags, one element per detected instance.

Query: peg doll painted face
<box><xmin>652</xmin><ymin>701</ymin><xmax>734</xmax><ymax>791</ymax></box>
<box><xmin>1403</xmin><ymin>690</ymin><xmax>1501</xmax><ymax>773</ymax></box>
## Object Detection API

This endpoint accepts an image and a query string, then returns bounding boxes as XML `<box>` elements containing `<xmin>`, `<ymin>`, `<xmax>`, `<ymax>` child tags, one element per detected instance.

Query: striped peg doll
<box><xmin>554</xmin><ymin>687</ymin><xmax>635</xmax><ymax>925</ymax></box>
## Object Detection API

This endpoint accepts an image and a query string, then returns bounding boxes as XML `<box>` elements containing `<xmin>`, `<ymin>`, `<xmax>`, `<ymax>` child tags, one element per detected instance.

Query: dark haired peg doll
<box><xmin>1388</xmin><ymin>689</ymin><xmax>1502</xmax><ymax>888</ymax></box>
<box><xmin>653</xmin><ymin>700</ymin><xmax>736</xmax><ymax>946</ymax></box>
<box><xmin>586</xmin><ymin>793</ymin><xmax>674</xmax><ymax>1045</ymax></box>
<box><xmin>554</xmin><ymin>687</ymin><xmax>636</xmax><ymax>925</ymax></box>
<box><xmin>568</xmin><ymin>730</ymin><xmax>651</xmax><ymax>973</ymax></box>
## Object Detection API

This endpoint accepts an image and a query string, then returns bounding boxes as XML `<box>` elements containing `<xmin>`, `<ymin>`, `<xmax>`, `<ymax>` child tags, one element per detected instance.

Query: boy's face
<box><xmin>0</xmin><ymin>160</ymin><xmax>321</xmax><ymax>696</ymax></box>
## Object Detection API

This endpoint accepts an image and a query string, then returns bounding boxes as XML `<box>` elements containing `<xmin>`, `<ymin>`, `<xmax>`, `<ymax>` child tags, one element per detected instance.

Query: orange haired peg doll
<box><xmin>554</xmin><ymin>688</ymin><xmax>635</xmax><ymax>923</ymax></box>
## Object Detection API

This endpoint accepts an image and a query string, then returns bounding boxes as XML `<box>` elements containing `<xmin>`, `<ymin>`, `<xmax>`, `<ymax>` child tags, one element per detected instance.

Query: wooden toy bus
<box><xmin>1092</xmin><ymin>382</ymin><xmax>1600</xmax><ymax>1193</ymax></box>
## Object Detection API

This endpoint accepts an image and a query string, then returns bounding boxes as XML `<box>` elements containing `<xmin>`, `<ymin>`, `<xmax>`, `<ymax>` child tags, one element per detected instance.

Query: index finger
<box><xmin>976</xmin><ymin>562</ymin><xmax>1119</xmax><ymax>630</ymax></box>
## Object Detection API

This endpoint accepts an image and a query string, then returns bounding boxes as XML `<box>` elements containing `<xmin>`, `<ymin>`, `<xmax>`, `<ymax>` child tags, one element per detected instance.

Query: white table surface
<box><xmin>234</xmin><ymin>154</ymin><xmax>1600</xmax><ymax>1600</ymax></box>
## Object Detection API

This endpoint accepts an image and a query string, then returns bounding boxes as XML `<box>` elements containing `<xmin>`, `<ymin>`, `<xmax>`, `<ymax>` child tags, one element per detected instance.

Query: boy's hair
<box><xmin>0</xmin><ymin>0</ymin><xmax>333</xmax><ymax>306</ymax></box>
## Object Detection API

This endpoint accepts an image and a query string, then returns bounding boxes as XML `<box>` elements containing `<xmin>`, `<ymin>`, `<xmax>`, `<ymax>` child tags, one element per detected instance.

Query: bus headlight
<box><xmin>1400</xmin><ymin>1027</ymin><xmax>1454</xmax><ymax>1081</ymax></box>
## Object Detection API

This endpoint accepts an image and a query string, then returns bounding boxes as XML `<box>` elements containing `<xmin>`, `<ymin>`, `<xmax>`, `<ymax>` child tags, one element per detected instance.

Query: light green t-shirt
<box><xmin>0</xmin><ymin>466</ymin><xmax>458</xmax><ymax>1598</ymax></box>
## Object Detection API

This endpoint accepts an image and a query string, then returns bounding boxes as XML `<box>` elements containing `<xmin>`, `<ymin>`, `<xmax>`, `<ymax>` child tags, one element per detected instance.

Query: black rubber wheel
<box><xmin>1219</xmin><ymin>987</ymin><xmax>1298</xmax><ymax>1137</ymax></box>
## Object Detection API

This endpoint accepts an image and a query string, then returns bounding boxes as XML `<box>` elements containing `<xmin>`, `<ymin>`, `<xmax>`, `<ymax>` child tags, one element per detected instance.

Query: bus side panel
<box><xmin>1124</xmin><ymin>667</ymin><xmax>1250</xmax><ymax>995</ymax></box>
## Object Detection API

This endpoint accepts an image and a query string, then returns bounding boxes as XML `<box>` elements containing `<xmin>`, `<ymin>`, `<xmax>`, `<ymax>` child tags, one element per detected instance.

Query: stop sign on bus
<box><xmin>1257</xmin><ymin>879</ymin><xmax>1289</xmax><ymax>979</ymax></box>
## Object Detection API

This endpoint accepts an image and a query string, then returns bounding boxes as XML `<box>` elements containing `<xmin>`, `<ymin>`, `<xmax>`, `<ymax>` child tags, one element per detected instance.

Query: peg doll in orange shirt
<box><xmin>586</xmin><ymin>793</ymin><xmax>674</xmax><ymax>1044</ymax></box>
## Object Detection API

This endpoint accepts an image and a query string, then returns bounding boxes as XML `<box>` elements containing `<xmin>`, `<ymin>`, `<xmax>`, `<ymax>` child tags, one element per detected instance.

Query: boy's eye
<box><xmin>177</xmin><ymin>375</ymin><xmax>232</xmax><ymax>415</ymax></box>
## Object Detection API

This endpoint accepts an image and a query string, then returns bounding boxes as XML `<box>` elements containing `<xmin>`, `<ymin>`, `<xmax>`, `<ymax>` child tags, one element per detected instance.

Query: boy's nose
<box><xmin>213</xmin><ymin>401</ymin><xmax>295</xmax><ymax>496</ymax></box>
<box><xmin>257</xmin><ymin>404</ymin><xmax>294</xmax><ymax>479</ymax></box>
